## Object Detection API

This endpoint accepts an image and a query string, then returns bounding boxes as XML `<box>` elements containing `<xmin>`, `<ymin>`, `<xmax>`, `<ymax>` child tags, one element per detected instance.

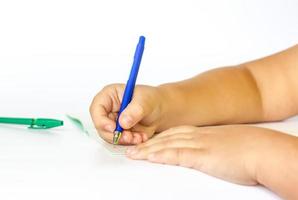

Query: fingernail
<box><xmin>148</xmin><ymin>154</ymin><xmax>157</xmax><ymax>161</ymax></box>
<box><xmin>104</xmin><ymin>125</ymin><xmax>114</xmax><ymax>132</ymax></box>
<box><xmin>122</xmin><ymin>115</ymin><xmax>133</xmax><ymax>127</ymax></box>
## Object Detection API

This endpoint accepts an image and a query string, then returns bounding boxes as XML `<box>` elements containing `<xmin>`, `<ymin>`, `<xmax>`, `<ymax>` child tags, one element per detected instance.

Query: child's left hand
<box><xmin>126</xmin><ymin>125</ymin><xmax>296</xmax><ymax>186</ymax></box>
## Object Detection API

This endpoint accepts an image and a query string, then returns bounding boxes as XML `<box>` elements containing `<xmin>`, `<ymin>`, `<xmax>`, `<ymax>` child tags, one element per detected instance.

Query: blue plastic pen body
<box><xmin>113</xmin><ymin>36</ymin><xmax>146</xmax><ymax>143</ymax></box>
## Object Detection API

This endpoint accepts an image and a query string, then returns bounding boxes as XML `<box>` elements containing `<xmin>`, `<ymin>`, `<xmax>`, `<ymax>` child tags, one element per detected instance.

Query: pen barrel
<box><xmin>0</xmin><ymin>117</ymin><xmax>33</xmax><ymax>125</ymax></box>
<box><xmin>114</xmin><ymin>36</ymin><xmax>145</xmax><ymax>133</ymax></box>
<box><xmin>114</xmin><ymin>123</ymin><xmax>124</xmax><ymax>133</ymax></box>
<box><xmin>114</xmin><ymin>70</ymin><xmax>138</xmax><ymax>133</ymax></box>
<box><xmin>114</xmin><ymin>81</ymin><xmax>134</xmax><ymax>132</ymax></box>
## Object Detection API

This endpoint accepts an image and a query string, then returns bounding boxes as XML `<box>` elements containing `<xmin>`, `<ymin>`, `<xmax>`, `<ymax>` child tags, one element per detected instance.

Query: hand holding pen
<box><xmin>90</xmin><ymin>36</ymin><xmax>171</xmax><ymax>145</ymax></box>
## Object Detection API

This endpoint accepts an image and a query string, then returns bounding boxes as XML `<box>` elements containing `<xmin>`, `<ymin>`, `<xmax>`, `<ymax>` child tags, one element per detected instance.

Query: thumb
<box><xmin>119</xmin><ymin>100</ymin><xmax>149</xmax><ymax>129</ymax></box>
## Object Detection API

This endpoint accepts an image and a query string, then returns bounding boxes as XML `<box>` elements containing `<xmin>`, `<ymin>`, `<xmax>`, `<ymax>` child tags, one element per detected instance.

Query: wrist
<box><xmin>254</xmin><ymin>132</ymin><xmax>298</xmax><ymax>199</ymax></box>
<box><xmin>156</xmin><ymin>83</ymin><xmax>185</xmax><ymax>131</ymax></box>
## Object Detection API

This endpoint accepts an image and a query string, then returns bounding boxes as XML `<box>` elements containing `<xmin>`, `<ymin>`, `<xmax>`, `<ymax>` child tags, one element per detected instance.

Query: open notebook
<box><xmin>66</xmin><ymin>113</ymin><xmax>128</xmax><ymax>155</ymax></box>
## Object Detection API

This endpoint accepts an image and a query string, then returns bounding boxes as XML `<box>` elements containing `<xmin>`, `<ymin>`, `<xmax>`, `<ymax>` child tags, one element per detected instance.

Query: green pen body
<box><xmin>0</xmin><ymin>117</ymin><xmax>33</xmax><ymax>125</ymax></box>
<box><xmin>0</xmin><ymin>117</ymin><xmax>63</xmax><ymax>129</ymax></box>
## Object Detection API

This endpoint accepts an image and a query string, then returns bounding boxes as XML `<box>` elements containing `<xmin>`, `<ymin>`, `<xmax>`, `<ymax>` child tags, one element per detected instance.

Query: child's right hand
<box><xmin>90</xmin><ymin>84</ymin><xmax>168</xmax><ymax>145</ymax></box>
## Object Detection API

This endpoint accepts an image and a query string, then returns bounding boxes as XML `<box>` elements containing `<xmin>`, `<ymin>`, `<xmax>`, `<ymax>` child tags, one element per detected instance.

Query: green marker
<box><xmin>0</xmin><ymin>117</ymin><xmax>63</xmax><ymax>129</ymax></box>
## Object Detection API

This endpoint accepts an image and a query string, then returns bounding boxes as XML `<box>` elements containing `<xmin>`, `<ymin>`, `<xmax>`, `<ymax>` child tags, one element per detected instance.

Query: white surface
<box><xmin>0</xmin><ymin>0</ymin><xmax>298</xmax><ymax>199</ymax></box>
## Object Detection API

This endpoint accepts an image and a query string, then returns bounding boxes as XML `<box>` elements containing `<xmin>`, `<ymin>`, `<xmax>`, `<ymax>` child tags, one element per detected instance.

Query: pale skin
<box><xmin>90</xmin><ymin>45</ymin><xmax>298</xmax><ymax>199</ymax></box>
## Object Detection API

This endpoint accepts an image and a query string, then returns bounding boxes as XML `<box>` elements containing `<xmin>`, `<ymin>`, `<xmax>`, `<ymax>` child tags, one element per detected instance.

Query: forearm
<box><xmin>157</xmin><ymin>65</ymin><xmax>264</xmax><ymax>130</ymax></box>
<box><xmin>157</xmin><ymin>45</ymin><xmax>298</xmax><ymax>131</ymax></box>
<box><xmin>256</xmin><ymin>133</ymin><xmax>298</xmax><ymax>200</ymax></box>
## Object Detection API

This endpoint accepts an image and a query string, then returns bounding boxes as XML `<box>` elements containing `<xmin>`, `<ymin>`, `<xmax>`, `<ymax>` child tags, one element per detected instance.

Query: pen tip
<box><xmin>113</xmin><ymin>131</ymin><xmax>122</xmax><ymax>145</ymax></box>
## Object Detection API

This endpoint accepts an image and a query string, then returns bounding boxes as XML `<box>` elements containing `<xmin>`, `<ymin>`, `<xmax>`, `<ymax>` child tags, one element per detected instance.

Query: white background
<box><xmin>0</xmin><ymin>0</ymin><xmax>297</xmax><ymax>199</ymax></box>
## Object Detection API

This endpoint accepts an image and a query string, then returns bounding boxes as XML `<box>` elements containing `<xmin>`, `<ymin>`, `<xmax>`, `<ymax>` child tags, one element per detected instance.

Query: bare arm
<box><xmin>158</xmin><ymin>45</ymin><xmax>298</xmax><ymax>130</ymax></box>
<box><xmin>245</xmin><ymin>45</ymin><xmax>298</xmax><ymax>121</ymax></box>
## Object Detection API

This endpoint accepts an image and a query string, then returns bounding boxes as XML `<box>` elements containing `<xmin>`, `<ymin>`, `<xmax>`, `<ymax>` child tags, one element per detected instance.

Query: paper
<box><xmin>66</xmin><ymin>113</ymin><xmax>128</xmax><ymax>155</ymax></box>
<box><xmin>101</xmin><ymin>142</ymin><xmax>128</xmax><ymax>155</ymax></box>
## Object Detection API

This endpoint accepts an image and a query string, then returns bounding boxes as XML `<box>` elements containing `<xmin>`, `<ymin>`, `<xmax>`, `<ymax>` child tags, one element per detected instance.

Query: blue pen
<box><xmin>113</xmin><ymin>36</ymin><xmax>146</xmax><ymax>144</ymax></box>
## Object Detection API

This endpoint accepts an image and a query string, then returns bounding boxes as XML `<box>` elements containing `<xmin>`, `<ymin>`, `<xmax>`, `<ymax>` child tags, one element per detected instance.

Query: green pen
<box><xmin>0</xmin><ymin>117</ymin><xmax>63</xmax><ymax>129</ymax></box>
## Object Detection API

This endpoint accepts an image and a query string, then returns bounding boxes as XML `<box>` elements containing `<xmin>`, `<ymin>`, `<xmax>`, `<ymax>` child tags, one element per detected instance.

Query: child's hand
<box><xmin>90</xmin><ymin>84</ymin><xmax>167</xmax><ymax>145</ymax></box>
<box><xmin>126</xmin><ymin>125</ymin><xmax>297</xmax><ymax>186</ymax></box>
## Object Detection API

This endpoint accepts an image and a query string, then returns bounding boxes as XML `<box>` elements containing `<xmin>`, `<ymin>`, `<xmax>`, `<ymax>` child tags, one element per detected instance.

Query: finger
<box><xmin>118</xmin><ymin>131</ymin><xmax>133</xmax><ymax>145</ymax></box>
<box><xmin>118</xmin><ymin>123</ymin><xmax>154</xmax><ymax>145</ymax></box>
<box><xmin>119</xmin><ymin>130</ymin><xmax>148</xmax><ymax>145</ymax></box>
<box><xmin>141</xmin><ymin>132</ymin><xmax>149</xmax><ymax>142</ymax></box>
<box><xmin>98</xmin><ymin>129</ymin><xmax>114</xmax><ymax>144</ymax></box>
<box><xmin>154</xmin><ymin>126</ymin><xmax>197</xmax><ymax>139</ymax></box>
<box><xmin>127</xmin><ymin>138</ymin><xmax>197</xmax><ymax>160</ymax></box>
<box><xmin>131</xmin><ymin>123</ymin><xmax>156</xmax><ymax>143</ymax></box>
<box><xmin>118</xmin><ymin>98</ymin><xmax>151</xmax><ymax>130</ymax></box>
<box><xmin>90</xmin><ymin>104</ymin><xmax>116</xmax><ymax>131</ymax></box>
<box><xmin>147</xmin><ymin>148</ymin><xmax>202</xmax><ymax>168</ymax></box>
<box><xmin>104</xmin><ymin>123</ymin><xmax>154</xmax><ymax>145</ymax></box>
<box><xmin>108</xmin><ymin>112</ymin><xmax>118</xmax><ymax>121</ymax></box>
<box><xmin>90</xmin><ymin>91</ymin><xmax>116</xmax><ymax>133</ymax></box>
<box><xmin>90</xmin><ymin>86</ymin><xmax>122</xmax><ymax>143</ymax></box>
<box><xmin>137</xmin><ymin>133</ymin><xmax>194</xmax><ymax>149</ymax></box>
<box><xmin>132</xmin><ymin>133</ymin><xmax>142</xmax><ymax>145</ymax></box>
